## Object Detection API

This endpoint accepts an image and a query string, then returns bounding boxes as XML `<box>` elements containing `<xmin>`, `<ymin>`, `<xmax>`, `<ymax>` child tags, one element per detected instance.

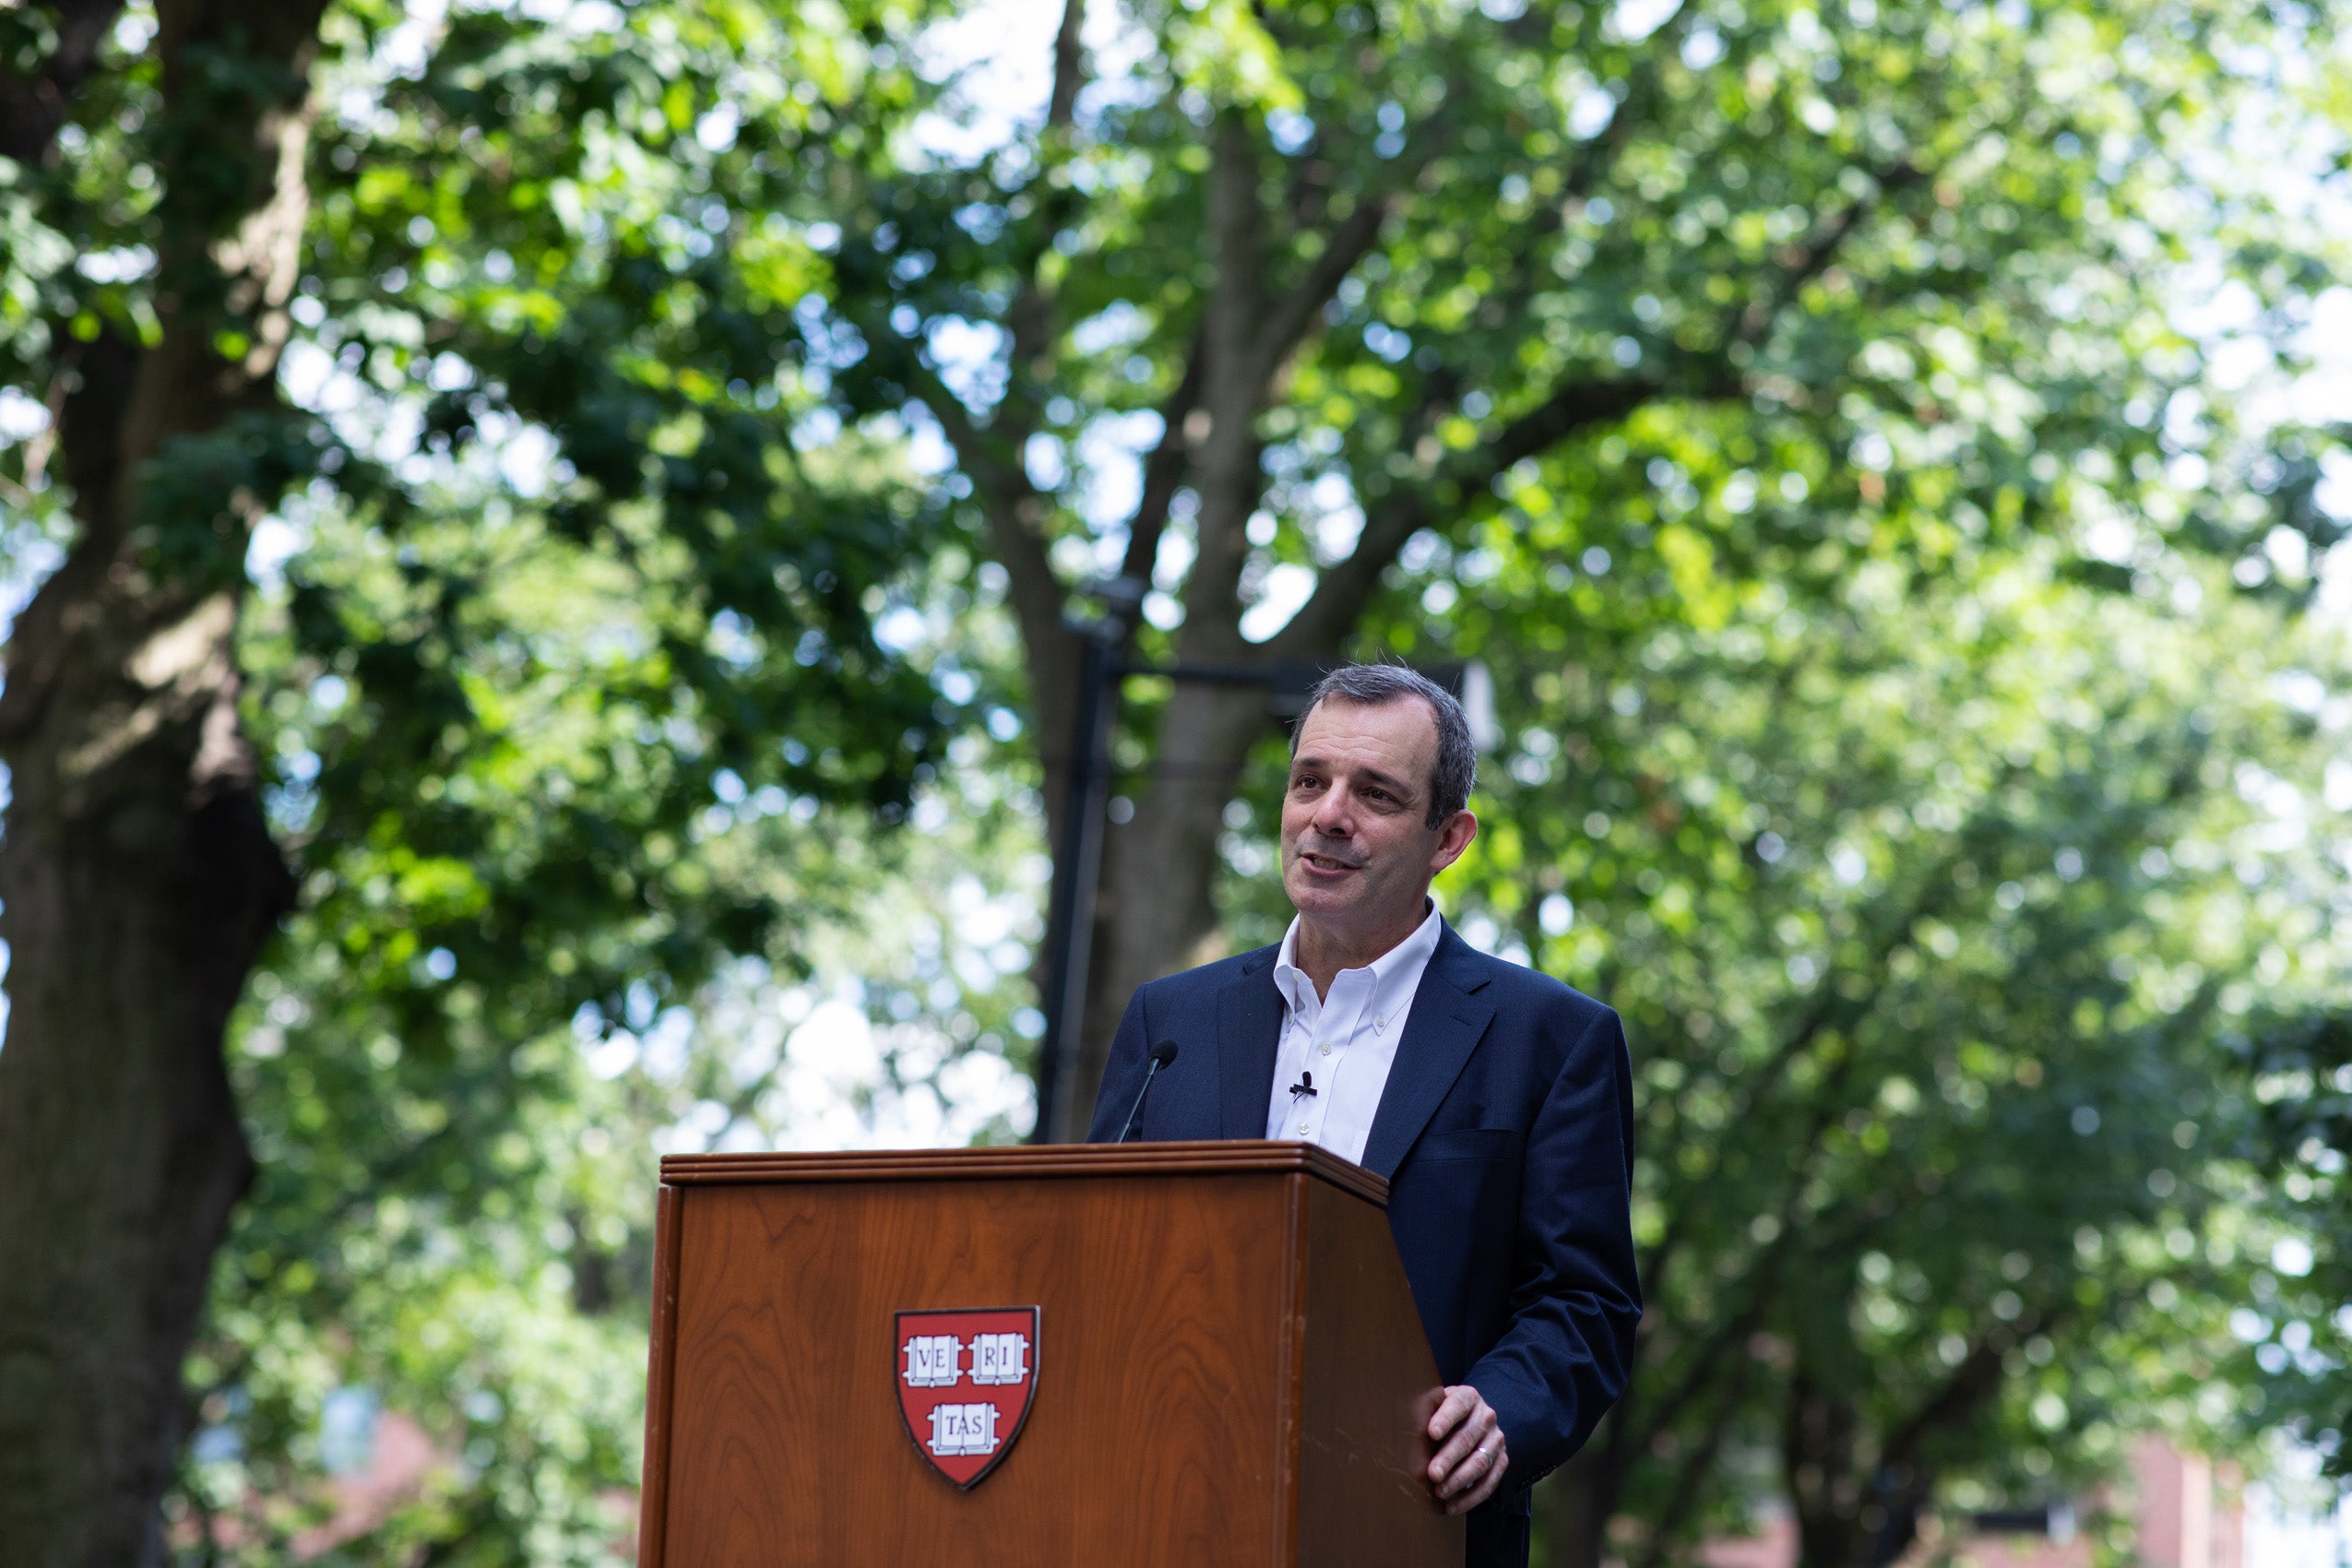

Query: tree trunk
<box><xmin>1539</xmin><ymin>1443</ymin><xmax>1617</xmax><ymax>1568</ymax></box>
<box><xmin>0</xmin><ymin>574</ymin><xmax>289</xmax><ymax>1567</ymax></box>
<box><xmin>1786</xmin><ymin>1369</ymin><xmax>1870</xmax><ymax>1568</ymax></box>
<box><xmin>1045</xmin><ymin>113</ymin><xmax>1321</xmax><ymax>1138</ymax></box>
<box><xmin>1066</xmin><ymin>675</ymin><xmax>1281</xmax><ymax>1131</ymax></box>
<box><xmin>0</xmin><ymin>3</ymin><xmax>324</xmax><ymax>1560</ymax></box>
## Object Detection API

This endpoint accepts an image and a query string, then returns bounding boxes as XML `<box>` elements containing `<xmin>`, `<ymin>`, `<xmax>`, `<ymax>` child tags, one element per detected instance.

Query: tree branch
<box><xmin>1177</xmin><ymin>112</ymin><xmax>1276</xmax><ymax>647</ymax></box>
<box><xmin>1559</xmin><ymin>13</ymin><xmax>1685</xmax><ymax>208</ymax></box>
<box><xmin>885</xmin><ymin>348</ymin><xmax>1071</xmax><ymax>695</ymax></box>
<box><xmin>1627</xmin><ymin>1351</ymin><xmax>1764</xmax><ymax>1568</ymax></box>
<box><xmin>1616</xmin><ymin>1286</ymin><xmax>1780</xmax><ymax>1477</ymax></box>
<box><xmin>1000</xmin><ymin>0</ymin><xmax>1091</xmax><ymax>416</ymax></box>
<box><xmin>1249</xmin><ymin>195</ymin><xmax>1393</xmax><ymax>389</ymax></box>
<box><xmin>1117</xmin><ymin>326</ymin><xmax>1206</xmax><ymax>586</ymax></box>
<box><xmin>1641</xmin><ymin>754</ymin><xmax>2033</xmax><ymax>1292</ymax></box>
<box><xmin>1879</xmin><ymin>1314</ymin><xmax>2055</xmax><ymax>1475</ymax></box>
<box><xmin>0</xmin><ymin>0</ymin><xmax>126</xmax><ymax>164</ymax></box>
<box><xmin>1045</xmin><ymin>0</ymin><xmax>1086</xmax><ymax>130</ymax></box>
<box><xmin>920</xmin><ymin>0</ymin><xmax>1095</xmax><ymax>764</ymax></box>
<box><xmin>1270</xmin><ymin>373</ymin><xmax>1670</xmax><ymax>658</ymax></box>
<box><xmin>1847</xmin><ymin>1327</ymin><xmax>2030</xmax><ymax>1568</ymax></box>
<box><xmin>1106</xmin><ymin>186</ymin><xmax>1387</xmax><ymax>601</ymax></box>
<box><xmin>1608</xmin><ymin>1023</ymin><xmax>1883</xmax><ymax>1472</ymax></box>
<box><xmin>892</xmin><ymin>350</ymin><xmax>1025</xmax><ymax>496</ymax></box>
<box><xmin>1638</xmin><ymin>886</ymin><xmax>1945</xmax><ymax>1293</ymax></box>
<box><xmin>1736</xmin><ymin>159</ymin><xmax>1928</xmax><ymax>348</ymax></box>
<box><xmin>1264</xmin><ymin>70</ymin><xmax>1915</xmax><ymax>665</ymax></box>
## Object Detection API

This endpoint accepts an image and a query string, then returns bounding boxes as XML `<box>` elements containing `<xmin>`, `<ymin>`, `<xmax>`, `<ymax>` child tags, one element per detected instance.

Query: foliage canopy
<box><xmin>2</xmin><ymin>0</ymin><xmax>2350</xmax><ymax>1562</ymax></box>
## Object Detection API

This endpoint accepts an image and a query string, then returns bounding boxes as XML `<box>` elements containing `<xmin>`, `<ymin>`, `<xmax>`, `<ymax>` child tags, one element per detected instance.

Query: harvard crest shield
<box><xmin>893</xmin><ymin>1306</ymin><xmax>1040</xmax><ymax>1489</ymax></box>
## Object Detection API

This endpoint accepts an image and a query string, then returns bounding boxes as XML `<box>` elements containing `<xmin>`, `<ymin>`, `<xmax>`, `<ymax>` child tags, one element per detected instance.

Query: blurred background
<box><xmin>2</xmin><ymin>0</ymin><xmax>2351</xmax><ymax>1563</ymax></box>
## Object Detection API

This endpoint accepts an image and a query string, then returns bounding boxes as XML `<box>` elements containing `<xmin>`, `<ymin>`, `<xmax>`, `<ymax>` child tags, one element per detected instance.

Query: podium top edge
<box><xmin>658</xmin><ymin>1140</ymin><xmax>1387</xmax><ymax>1207</ymax></box>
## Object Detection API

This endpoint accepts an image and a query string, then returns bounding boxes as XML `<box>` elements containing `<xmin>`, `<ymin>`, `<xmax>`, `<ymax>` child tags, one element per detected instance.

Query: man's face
<box><xmin>1279</xmin><ymin>696</ymin><xmax>1476</xmax><ymax>936</ymax></box>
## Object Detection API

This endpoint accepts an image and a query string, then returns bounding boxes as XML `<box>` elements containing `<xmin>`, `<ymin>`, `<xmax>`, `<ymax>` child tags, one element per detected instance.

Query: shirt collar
<box><xmin>1273</xmin><ymin>898</ymin><xmax>1444</xmax><ymax>1013</ymax></box>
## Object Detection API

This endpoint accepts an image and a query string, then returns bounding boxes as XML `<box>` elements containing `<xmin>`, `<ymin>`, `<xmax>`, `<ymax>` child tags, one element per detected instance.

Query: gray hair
<box><xmin>1290</xmin><ymin>663</ymin><xmax>1477</xmax><ymax>828</ymax></box>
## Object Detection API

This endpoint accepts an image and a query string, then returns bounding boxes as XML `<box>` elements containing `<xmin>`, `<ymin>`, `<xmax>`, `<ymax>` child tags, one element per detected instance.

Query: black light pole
<box><xmin>1028</xmin><ymin>582</ymin><xmax>1139</xmax><ymax>1145</ymax></box>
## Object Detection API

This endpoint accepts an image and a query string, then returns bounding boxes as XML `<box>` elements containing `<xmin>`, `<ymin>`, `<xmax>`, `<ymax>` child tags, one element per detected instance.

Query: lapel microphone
<box><xmin>1116</xmin><ymin>1039</ymin><xmax>1180</xmax><ymax>1143</ymax></box>
<box><xmin>1288</xmin><ymin>1070</ymin><xmax>1316</xmax><ymax>1104</ymax></box>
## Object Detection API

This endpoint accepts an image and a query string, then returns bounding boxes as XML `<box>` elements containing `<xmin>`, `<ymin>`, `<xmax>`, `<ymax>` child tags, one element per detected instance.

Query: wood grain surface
<box><xmin>1296</xmin><ymin>1178</ymin><xmax>1463</xmax><ymax>1567</ymax></box>
<box><xmin>644</xmin><ymin>1150</ymin><xmax>1456</xmax><ymax>1568</ymax></box>
<box><xmin>660</xmin><ymin>1139</ymin><xmax>1388</xmax><ymax>1207</ymax></box>
<box><xmin>638</xmin><ymin>1183</ymin><xmax>684</xmax><ymax>1568</ymax></box>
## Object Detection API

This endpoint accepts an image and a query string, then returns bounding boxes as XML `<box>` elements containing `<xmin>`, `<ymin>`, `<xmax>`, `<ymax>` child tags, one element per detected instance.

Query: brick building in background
<box><xmin>1700</xmin><ymin>1438</ymin><xmax>2244</xmax><ymax>1568</ymax></box>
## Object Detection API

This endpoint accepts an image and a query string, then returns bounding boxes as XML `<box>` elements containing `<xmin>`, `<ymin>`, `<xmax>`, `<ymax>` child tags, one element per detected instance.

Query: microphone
<box><xmin>1116</xmin><ymin>1039</ymin><xmax>1180</xmax><ymax>1143</ymax></box>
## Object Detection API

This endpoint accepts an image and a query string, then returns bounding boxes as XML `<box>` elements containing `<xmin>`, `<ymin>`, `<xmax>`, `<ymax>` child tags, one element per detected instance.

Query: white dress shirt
<box><xmin>1262</xmin><ymin>900</ymin><xmax>1444</xmax><ymax>1165</ymax></box>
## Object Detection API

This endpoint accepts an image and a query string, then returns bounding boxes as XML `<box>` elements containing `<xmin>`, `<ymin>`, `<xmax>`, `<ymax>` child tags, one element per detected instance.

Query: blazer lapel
<box><xmin>1360</xmin><ymin>925</ymin><xmax>1498</xmax><ymax>1181</ymax></box>
<box><xmin>1216</xmin><ymin>954</ymin><xmax>1288</xmax><ymax>1139</ymax></box>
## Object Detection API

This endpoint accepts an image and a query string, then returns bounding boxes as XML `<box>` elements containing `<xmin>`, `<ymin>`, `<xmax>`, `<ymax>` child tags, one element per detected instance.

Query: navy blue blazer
<box><xmin>1085</xmin><ymin>921</ymin><xmax>1643</xmax><ymax>1518</ymax></box>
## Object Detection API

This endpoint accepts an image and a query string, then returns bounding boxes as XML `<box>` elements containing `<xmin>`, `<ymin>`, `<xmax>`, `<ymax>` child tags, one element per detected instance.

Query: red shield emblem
<box><xmin>893</xmin><ymin>1307</ymin><xmax>1040</xmax><ymax>1489</ymax></box>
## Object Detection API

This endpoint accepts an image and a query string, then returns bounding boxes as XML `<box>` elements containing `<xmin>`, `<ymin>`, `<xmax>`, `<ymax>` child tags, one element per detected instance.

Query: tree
<box><xmin>171</xmin><ymin>506</ymin><xmax>1036</xmax><ymax>1562</ymax></box>
<box><xmin>795</xmin><ymin>0</ymin><xmax>2346</xmax><ymax>1139</ymax></box>
<box><xmin>0</xmin><ymin>5</ymin><xmax>331</xmax><ymax>1558</ymax></box>
<box><xmin>0</xmin><ymin>2</ymin><xmax>951</xmax><ymax>1558</ymax></box>
<box><xmin>2231</xmin><ymin>956</ymin><xmax>2352</xmax><ymax>1483</ymax></box>
<box><xmin>786</xmin><ymin>0</ymin><xmax>2351</xmax><ymax>1552</ymax></box>
<box><xmin>6</xmin><ymin>0</ymin><xmax>2346</xmax><ymax>1561</ymax></box>
<box><xmin>1401</xmin><ymin>525</ymin><xmax>2321</xmax><ymax>1568</ymax></box>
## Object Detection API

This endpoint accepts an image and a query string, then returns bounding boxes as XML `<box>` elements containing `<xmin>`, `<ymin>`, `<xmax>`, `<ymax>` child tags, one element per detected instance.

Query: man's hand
<box><xmin>1424</xmin><ymin>1384</ymin><xmax>1509</xmax><ymax>1515</ymax></box>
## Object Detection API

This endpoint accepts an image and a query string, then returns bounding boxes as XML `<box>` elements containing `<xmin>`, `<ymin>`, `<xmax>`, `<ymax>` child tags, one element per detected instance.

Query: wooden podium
<box><xmin>638</xmin><ymin>1142</ymin><xmax>1462</xmax><ymax>1567</ymax></box>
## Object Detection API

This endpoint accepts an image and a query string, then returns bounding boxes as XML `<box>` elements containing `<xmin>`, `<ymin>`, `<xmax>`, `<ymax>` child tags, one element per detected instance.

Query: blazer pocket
<box><xmin>1412</xmin><ymin>1126</ymin><xmax>1514</xmax><ymax>1161</ymax></box>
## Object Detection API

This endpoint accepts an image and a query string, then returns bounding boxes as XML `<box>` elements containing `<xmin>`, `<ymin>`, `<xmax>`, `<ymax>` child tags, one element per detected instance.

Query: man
<box><xmin>1086</xmin><ymin>663</ymin><xmax>1641</xmax><ymax>1568</ymax></box>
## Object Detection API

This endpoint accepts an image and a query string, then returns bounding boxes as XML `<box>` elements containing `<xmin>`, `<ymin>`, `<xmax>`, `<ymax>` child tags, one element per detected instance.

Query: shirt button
<box><xmin>1374</xmin><ymin>1016</ymin><xmax>1388</xmax><ymax>1032</ymax></box>
<box><xmin>1318</xmin><ymin>1043</ymin><xmax>1333</xmax><ymax>1057</ymax></box>
<box><xmin>1295</xmin><ymin>1123</ymin><xmax>1311</xmax><ymax>1135</ymax></box>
